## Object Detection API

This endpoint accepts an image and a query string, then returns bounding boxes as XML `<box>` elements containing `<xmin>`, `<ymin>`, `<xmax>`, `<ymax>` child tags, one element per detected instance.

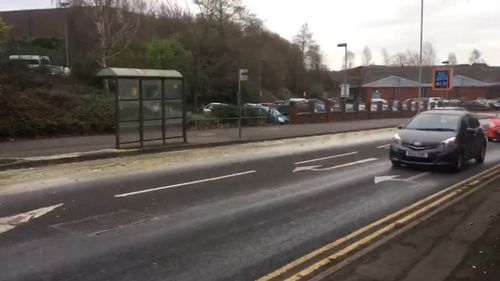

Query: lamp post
<box><xmin>418</xmin><ymin>0</ymin><xmax>424</xmax><ymax>107</ymax></box>
<box><xmin>337</xmin><ymin>43</ymin><xmax>348</xmax><ymax>99</ymax></box>
<box><xmin>442</xmin><ymin>60</ymin><xmax>450</xmax><ymax>99</ymax></box>
<box><xmin>60</xmin><ymin>0</ymin><xmax>70</xmax><ymax>68</ymax></box>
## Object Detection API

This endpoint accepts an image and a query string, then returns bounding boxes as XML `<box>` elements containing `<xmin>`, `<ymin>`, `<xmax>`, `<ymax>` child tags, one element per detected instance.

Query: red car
<box><xmin>487</xmin><ymin>112</ymin><xmax>500</xmax><ymax>141</ymax></box>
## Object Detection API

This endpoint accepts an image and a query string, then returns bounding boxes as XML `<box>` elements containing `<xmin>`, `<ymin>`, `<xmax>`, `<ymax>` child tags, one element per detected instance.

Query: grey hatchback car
<box><xmin>390</xmin><ymin>110</ymin><xmax>487</xmax><ymax>170</ymax></box>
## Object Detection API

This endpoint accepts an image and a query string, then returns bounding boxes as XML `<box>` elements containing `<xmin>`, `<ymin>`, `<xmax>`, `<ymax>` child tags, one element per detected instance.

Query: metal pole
<box><xmin>418</xmin><ymin>0</ymin><xmax>424</xmax><ymax>108</ymax></box>
<box><xmin>64</xmin><ymin>8</ymin><xmax>69</xmax><ymax>67</ymax></box>
<box><xmin>259</xmin><ymin>60</ymin><xmax>263</xmax><ymax>97</ymax></box>
<box><xmin>344</xmin><ymin>46</ymin><xmax>348</xmax><ymax>86</ymax></box>
<box><xmin>238</xmin><ymin>72</ymin><xmax>242</xmax><ymax>140</ymax></box>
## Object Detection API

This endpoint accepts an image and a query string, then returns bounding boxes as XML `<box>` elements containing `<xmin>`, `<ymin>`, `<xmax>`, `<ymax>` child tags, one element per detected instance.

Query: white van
<box><xmin>9</xmin><ymin>55</ymin><xmax>51</xmax><ymax>69</ymax></box>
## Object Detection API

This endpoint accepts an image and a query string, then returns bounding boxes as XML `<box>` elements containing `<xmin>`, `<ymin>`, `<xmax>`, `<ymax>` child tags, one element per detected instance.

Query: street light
<box><xmin>337</xmin><ymin>43</ymin><xmax>348</xmax><ymax>99</ymax></box>
<box><xmin>59</xmin><ymin>0</ymin><xmax>70</xmax><ymax>68</ymax></box>
<box><xmin>418</xmin><ymin>0</ymin><xmax>424</xmax><ymax>106</ymax></box>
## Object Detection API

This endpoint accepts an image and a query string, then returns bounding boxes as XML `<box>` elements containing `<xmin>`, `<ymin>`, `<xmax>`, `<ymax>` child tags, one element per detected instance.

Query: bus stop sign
<box><xmin>432</xmin><ymin>68</ymin><xmax>453</xmax><ymax>91</ymax></box>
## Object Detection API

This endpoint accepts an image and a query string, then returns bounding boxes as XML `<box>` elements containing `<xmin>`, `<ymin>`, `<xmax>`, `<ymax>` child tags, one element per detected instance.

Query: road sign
<box><xmin>340</xmin><ymin>84</ymin><xmax>350</xmax><ymax>98</ymax></box>
<box><xmin>432</xmin><ymin>68</ymin><xmax>453</xmax><ymax>91</ymax></box>
<box><xmin>239</xmin><ymin>69</ymin><xmax>249</xmax><ymax>81</ymax></box>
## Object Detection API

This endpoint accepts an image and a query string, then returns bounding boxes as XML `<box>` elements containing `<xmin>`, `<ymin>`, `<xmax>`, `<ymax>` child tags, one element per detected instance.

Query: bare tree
<box><xmin>306</xmin><ymin>43</ymin><xmax>322</xmax><ymax>71</ymax></box>
<box><xmin>422</xmin><ymin>41</ymin><xmax>437</xmax><ymax>65</ymax></box>
<box><xmin>391</xmin><ymin>52</ymin><xmax>409</xmax><ymax>66</ymax></box>
<box><xmin>345</xmin><ymin>50</ymin><xmax>355</xmax><ymax>69</ymax></box>
<box><xmin>72</xmin><ymin>0</ymin><xmax>153</xmax><ymax>68</ymax></box>
<box><xmin>362</xmin><ymin>46</ymin><xmax>372</xmax><ymax>66</ymax></box>
<box><xmin>447</xmin><ymin>52</ymin><xmax>458</xmax><ymax>65</ymax></box>
<box><xmin>381</xmin><ymin>48</ymin><xmax>390</xmax><ymax>65</ymax></box>
<box><xmin>469</xmin><ymin>49</ymin><xmax>484</xmax><ymax>64</ymax></box>
<box><xmin>293</xmin><ymin>23</ymin><xmax>313</xmax><ymax>65</ymax></box>
<box><xmin>194</xmin><ymin>0</ymin><xmax>244</xmax><ymax>44</ymax></box>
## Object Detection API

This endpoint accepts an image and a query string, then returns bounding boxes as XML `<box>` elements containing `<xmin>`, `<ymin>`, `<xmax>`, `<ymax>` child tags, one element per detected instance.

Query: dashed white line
<box><xmin>294</xmin><ymin>152</ymin><xmax>358</xmax><ymax>165</ymax></box>
<box><xmin>293</xmin><ymin>158</ymin><xmax>379</xmax><ymax>172</ymax></box>
<box><xmin>115</xmin><ymin>170</ymin><xmax>257</xmax><ymax>198</ymax></box>
<box><xmin>407</xmin><ymin>172</ymin><xmax>431</xmax><ymax>181</ymax></box>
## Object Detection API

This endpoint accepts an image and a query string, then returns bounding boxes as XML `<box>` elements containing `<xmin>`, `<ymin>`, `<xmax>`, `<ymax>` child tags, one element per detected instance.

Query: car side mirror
<box><xmin>397</xmin><ymin>125</ymin><xmax>403</xmax><ymax>129</ymax></box>
<box><xmin>466</xmin><ymin>128</ymin><xmax>476</xmax><ymax>136</ymax></box>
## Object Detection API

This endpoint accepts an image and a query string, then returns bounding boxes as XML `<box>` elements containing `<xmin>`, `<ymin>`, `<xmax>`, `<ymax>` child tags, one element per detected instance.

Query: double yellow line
<box><xmin>257</xmin><ymin>164</ymin><xmax>500</xmax><ymax>281</ymax></box>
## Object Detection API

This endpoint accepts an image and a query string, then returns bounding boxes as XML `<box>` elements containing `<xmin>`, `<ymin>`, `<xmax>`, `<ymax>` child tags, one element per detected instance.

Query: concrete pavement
<box><xmin>0</xmin><ymin>118</ymin><xmax>408</xmax><ymax>158</ymax></box>
<box><xmin>1</xmin><ymin>130</ymin><xmax>500</xmax><ymax>281</ymax></box>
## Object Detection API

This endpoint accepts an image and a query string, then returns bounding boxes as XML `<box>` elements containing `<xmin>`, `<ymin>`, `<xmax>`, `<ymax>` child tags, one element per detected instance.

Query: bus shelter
<box><xmin>96</xmin><ymin>68</ymin><xmax>186</xmax><ymax>148</ymax></box>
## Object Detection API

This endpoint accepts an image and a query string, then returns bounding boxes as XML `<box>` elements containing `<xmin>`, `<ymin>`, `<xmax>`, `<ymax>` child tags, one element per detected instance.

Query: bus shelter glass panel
<box><xmin>164</xmin><ymin>79</ymin><xmax>182</xmax><ymax>99</ymax></box>
<box><xmin>164</xmin><ymin>100</ymin><xmax>183</xmax><ymax>118</ymax></box>
<box><xmin>143</xmin><ymin>120</ymin><xmax>163</xmax><ymax>141</ymax></box>
<box><xmin>118</xmin><ymin>79</ymin><xmax>140</xmax><ymax>144</ymax></box>
<box><xmin>142</xmin><ymin>79</ymin><xmax>162</xmax><ymax>141</ymax></box>
<box><xmin>165</xmin><ymin>118</ymin><xmax>183</xmax><ymax>138</ymax></box>
<box><xmin>119</xmin><ymin>121</ymin><xmax>140</xmax><ymax>143</ymax></box>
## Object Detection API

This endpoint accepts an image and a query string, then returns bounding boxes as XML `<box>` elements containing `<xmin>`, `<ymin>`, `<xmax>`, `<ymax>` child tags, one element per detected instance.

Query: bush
<box><xmin>0</xmin><ymin>71</ymin><xmax>114</xmax><ymax>139</ymax></box>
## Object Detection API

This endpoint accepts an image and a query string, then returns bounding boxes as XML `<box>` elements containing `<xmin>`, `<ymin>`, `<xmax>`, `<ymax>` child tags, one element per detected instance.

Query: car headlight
<box><xmin>393</xmin><ymin>133</ymin><xmax>402</xmax><ymax>145</ymax></box>
<box><xmin>439</xmin><ymin>137</ymin><xmax>456</xmax><ymax>148</ymax></box>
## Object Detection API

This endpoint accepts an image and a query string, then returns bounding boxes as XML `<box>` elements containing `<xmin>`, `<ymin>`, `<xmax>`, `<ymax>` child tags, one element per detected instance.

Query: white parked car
<box><xmin>203</xmin><ymin>103</ymin><xmax>228</xmax><ymax>113</ymax></box>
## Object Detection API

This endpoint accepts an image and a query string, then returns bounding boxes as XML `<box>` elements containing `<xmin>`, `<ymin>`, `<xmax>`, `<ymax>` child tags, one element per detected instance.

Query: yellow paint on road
<box><xmin>258</xmin><ymin>164</ymin><xmax>500</xmax><ymax>281</ymax></box>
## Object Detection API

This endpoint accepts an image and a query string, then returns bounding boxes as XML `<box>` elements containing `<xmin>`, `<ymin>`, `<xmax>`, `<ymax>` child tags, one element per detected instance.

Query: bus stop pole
<box><xmin>238</xmin><ymin>72</ymin><xmax>242</xmax><ymax>140</ymax></box>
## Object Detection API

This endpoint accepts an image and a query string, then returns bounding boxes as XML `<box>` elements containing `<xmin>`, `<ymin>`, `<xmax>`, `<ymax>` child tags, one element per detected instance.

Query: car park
<box><xmin>390</xmin><ymin>110</ymin><xmax>487</xmax><ymax>170</ymax></box>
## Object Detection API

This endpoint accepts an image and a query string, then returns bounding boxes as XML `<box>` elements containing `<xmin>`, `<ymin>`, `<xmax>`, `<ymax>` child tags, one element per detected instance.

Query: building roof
<box><xmin>362</xmin><ymin>75</ymin><xmax>421</xmax><ymax>88</ymax></box>
<box><xmin>96</xmin><ymin>68</ymin><xmax>183</xmax><ymax>78</ymax></box>
<box><xmin>331</xmin><ymin>64</ymin><xmax>500</xmax><ymax>87</ymax></box>
<box><xmin>452</xmin><ymin>75</ymin><xmax>495</xmax><ymax>87</ymax></box>
<box><xmin>362</xmin><ymin>74</ymin><xmax>497</xmax><ymax>88</ymax></box>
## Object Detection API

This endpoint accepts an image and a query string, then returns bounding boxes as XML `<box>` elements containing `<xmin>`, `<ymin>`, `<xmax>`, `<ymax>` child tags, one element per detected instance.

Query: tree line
<box><xmin>37</xmin><ymin>0</ymin><xmax>335</xmax><ymax>110</ymax></box>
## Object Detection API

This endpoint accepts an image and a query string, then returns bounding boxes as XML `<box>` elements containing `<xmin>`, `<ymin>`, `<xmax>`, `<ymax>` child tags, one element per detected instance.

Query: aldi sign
<box><xmin>433</xmin><ymin>68</ymin><xmax>453</xmax><ymax>90</ymax></box>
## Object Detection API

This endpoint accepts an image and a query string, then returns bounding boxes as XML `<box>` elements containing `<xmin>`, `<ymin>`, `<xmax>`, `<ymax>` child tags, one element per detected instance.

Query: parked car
<box><xmin>246</xmin><ymin>104</ymin><xmax>289</xmax><ymax>125</ymax></box>
<box><xmin>203</xmin><ymin>102</ymin><xmax>228</xmax><ymax>113</ymax></box>
<box><xmin>275</xmin><ymin>104</ymin><xmax>290</xmax><ymax>116</ymax></box>
<box><xmin>370</xmin><ymin>98</ymin><xmax>388</xmax><ymax>111</ymax></box>
<box><xmin>461</xmin><ymin>100</ymin><xmax>491</xmax><ymax>111</ymax></box>
<box><xmin>390</xmin><ymin>110</ymin><xmax>486</xmax><ymax>170</ymax></box>
<box><xmin>487</xmin><ymin>112</ymin><xmax>500</xmax><ymax>141</ymax></box>
<box><xmin>476</xmin><ymin>99</ymin><xmax>500</xmax><ymax>110</ymax></box>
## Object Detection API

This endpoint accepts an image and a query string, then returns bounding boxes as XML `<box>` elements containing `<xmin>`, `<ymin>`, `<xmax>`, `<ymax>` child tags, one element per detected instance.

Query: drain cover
<box><xmin>52</xmin><ymin>210</ymin><xmax>152</xmax><ymax>236</ymax></box>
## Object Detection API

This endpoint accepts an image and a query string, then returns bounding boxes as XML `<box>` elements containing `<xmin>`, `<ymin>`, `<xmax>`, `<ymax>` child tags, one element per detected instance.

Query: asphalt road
<box><xmin>1</xmin><ymin>137</ymin><xmax>500</xmax><ymax>281</ymax></box>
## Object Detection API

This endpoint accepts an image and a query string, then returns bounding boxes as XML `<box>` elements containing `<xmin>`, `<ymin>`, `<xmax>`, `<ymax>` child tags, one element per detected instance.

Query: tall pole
<box><xmin>64</xmin><ymin>8</ymin><xmax>69</xmax><ymax>67</ymax></box>
<box><xmin>344</xmin><ymin>46</ymin><xmax>348</xmax><ymax>86</ymax></box>
<box><xmin>259</xmin><ymin>60</ymin><xmax>263</xmax><ymax>97</ymax></box>
<box><xmin>418</xmin><ymin>0</ymin><xmax>424</xmax><ymax>107</ymax></box>
<box><xmin>238</xmin><ymin>71</ymin><xmax>242</xmax><ymax>140</ymax></box>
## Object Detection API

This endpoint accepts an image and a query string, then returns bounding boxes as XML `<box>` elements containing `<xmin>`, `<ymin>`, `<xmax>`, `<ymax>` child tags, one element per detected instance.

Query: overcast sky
<box><xmin>2</xmin><ymin>0</ymin><xmax>499</xmax><ymax>70</ymax></box>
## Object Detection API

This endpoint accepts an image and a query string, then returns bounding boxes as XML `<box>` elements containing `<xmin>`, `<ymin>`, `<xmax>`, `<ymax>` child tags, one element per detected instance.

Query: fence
<box><xmin>289</xmin><ymin>100</ymin><xmax>438</xmax><ymax>125</ymax></box>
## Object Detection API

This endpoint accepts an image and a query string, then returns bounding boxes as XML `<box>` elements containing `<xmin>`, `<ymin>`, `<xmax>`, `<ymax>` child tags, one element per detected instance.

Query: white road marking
<box><xmin>0</xmin><ymin>203</ymin><xmax>63</xmax><ymax>235</ymax></box>
<box><xmin>374</xmin><ymin>172</ymin><xmax>431</xmax><ymax>184</ymax></box>
<box><xmin>115</xmin><ymin>170</ymin><xmax>257</xmax><ymax>198</ymax></box>
<box><xmin>377</xmin><ymin>144</ymin><xmax>391</xmax><ymax>149</ymax></box>
<box><xmin>374</xmin><ymin>175</ymin><xmax>400</xmax><ymax>184</ymax></box>
<box><xmin>294</xmin><ymin>152</ymin><xmax>358</xmax><ymax>165</ymax></box>
<box><xmin>293</xmin><ymin>158</ymin><xmax>378</xmax><ymax>172</ymax></box>
<box><xmin>407</xmin><ymin>172</ymin><xmax>431</xmax><ymax>181</ymax></box>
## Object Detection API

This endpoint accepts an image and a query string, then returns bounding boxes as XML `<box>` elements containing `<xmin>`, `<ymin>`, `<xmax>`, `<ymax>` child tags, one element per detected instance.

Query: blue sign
<box><xmin>433</xmin><ymin>69</ymin><xmax>452</xmax><ymax>90</ymax></box>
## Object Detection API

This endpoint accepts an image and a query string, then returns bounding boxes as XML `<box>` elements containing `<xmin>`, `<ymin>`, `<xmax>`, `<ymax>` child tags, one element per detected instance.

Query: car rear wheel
<box><xmin>476</xmin><ymin>145</ymin><xmax>486</xmax><ymax>164</ymax></box>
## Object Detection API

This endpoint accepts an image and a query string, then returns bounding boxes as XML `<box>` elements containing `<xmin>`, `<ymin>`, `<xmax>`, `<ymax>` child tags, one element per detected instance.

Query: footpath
<box><xmin>0</xmin><ymin>118</ymin><xmax>406</xmax><ymax>160</ymax></box>
<box><xmin>327</xmin><ymin>176</ymin><xmax>500</xmax><ymax>281</ymax></box>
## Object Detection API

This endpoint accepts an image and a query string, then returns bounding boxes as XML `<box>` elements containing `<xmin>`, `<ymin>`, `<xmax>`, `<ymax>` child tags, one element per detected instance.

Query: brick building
<box><xmin>331</xmin><ymin>65</ymin><xmax>500</xmax><ymax>101</ymax></box>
